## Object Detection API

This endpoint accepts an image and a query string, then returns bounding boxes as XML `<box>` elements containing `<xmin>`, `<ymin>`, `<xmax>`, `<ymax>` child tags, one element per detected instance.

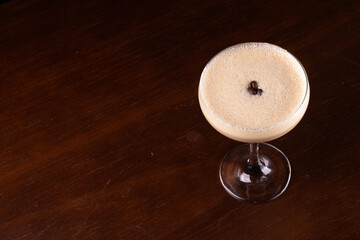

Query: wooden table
<box><xmin>0</xmin><ymin>0</ymin><xmax>359</xmax><ymax>239</ymax></box>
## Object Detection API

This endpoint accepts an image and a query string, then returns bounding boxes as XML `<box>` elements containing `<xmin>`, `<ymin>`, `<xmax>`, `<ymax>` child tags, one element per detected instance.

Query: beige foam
<box><xmin>199</xmin><ymin>43</ymin><xmax>309</xmax><ymax>142</ymax></box>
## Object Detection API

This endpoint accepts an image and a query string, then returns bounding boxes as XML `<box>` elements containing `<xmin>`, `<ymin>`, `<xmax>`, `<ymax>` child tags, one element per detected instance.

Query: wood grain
<box><xmin>0</xmin><ymin>0</ymin><xmax>359</xmax><ymax>239</ymax></box>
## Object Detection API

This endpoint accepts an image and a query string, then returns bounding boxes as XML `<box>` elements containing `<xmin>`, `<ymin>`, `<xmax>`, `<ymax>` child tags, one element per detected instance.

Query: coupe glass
<box><xmin>198</xmin><ymin>43</ymin><xmax>310</xmax><ymax>203</ymax></box>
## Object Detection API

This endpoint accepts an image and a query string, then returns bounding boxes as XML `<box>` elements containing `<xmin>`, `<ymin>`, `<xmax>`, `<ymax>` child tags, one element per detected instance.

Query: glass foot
<box><xmin>219</xmin><ymin>143</ymin><xmax>291</xmax><ymax>203</ymax></box>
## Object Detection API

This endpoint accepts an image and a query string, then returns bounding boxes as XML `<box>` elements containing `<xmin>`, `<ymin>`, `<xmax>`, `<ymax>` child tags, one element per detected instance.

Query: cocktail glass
<box><xmin>198</xmin><ymin>43</ymin><xmax>310</xmax><ymax>203</ymax></box>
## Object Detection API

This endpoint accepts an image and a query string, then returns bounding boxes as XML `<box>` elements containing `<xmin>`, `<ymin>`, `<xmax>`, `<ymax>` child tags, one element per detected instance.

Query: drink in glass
<box><xmin>199</xmin><ymin>42</ymin><xmax>310</xmax><ymax>203</ymax></box>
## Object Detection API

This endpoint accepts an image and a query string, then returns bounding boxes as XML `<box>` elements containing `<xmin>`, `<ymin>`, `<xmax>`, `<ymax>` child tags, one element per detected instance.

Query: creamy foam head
<box><xmin>200</xmin><ymin>43</ymin><xmax>307</xmax><ymax>131</ymax></box>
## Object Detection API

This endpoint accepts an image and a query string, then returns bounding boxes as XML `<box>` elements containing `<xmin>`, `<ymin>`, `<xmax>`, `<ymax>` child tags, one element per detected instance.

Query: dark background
<box><xmin>0</xmin><ymin>0</ymin><xmax>359</xmax><ymax>239</ymax></box>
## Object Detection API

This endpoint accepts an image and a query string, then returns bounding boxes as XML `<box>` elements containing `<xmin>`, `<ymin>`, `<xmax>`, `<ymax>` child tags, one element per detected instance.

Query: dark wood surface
<box><xmin>0</xmin><ymin>0</ymin><xmax>359</xmax><ymax>239</ymax></box>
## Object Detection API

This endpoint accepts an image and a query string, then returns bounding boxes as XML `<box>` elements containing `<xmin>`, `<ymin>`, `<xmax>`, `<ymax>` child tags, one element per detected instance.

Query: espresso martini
<box><xmin>199</xmin><ymin>42</ymin><xmax>309</xmax><ymax>143</ymax></box>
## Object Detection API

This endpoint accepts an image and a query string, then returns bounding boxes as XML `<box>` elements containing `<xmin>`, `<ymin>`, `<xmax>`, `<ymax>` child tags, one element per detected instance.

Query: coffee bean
<box><xmin>247</xmin><ymin>87</ymin><xmax>257</xmax><ymax>95</ymax></box>
<box><xmin>250</xmin><ymin>81</ymin><xmax>258</xmax><ymax>89</ymax></box>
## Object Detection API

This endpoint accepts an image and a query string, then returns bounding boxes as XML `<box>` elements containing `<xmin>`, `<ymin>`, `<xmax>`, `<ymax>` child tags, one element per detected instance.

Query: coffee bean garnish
<box><xmin>247</xmin><ymin>81</ymin><xmax>263</xmax><ymax>96</ymax></box>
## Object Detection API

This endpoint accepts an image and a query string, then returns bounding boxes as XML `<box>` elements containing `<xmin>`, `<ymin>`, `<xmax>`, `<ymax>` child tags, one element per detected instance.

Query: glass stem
<box><xmin>248</xmin><ymin>143</ymin><xmax>260</xmax><ymax>166</ymax></box>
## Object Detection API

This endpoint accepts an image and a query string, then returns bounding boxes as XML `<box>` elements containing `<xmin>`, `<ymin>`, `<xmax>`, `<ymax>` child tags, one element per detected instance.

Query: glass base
<box><xmin>219</xmin><ymin>143</ymin><xmax>291</xmax><ymax>203</ymax></box>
